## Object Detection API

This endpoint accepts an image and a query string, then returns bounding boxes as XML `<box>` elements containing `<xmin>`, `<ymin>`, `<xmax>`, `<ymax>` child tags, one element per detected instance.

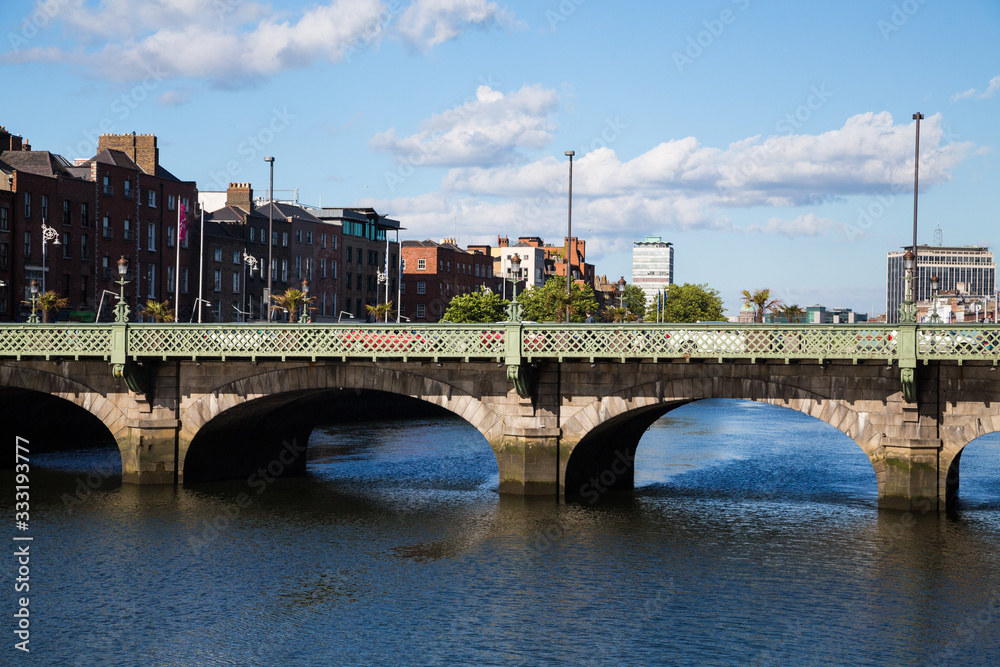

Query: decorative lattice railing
<box><xmin>0</xmin><ymin>322</ymin><xmax>998</xmax><ymax>363</ymax></box>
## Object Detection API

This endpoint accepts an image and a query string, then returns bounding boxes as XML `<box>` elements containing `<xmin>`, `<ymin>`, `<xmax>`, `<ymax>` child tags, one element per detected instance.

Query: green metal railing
<box><xmin>0</xmin><ymin>322</ymin><xmax>997</xmax><ymax>363</ymax></box>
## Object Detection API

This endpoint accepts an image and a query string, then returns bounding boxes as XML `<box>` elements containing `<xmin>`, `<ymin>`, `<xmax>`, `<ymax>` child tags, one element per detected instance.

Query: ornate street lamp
<box><xmin>899</xmin><ymin>248</ymin><xmax>917</xmax><ymax>323</ymax></box>
<box><xmin>929</xmin><ymin>275</ymin><xmax>942</xmax><ymax>323</ymax></box>
<box><xmin>301</xmin><ymin>279</ymin><xmax>310</xmax><ymax>323</ymax></box>
<box><xmin>505</xmin><ymin>253</ymin><xmax>523</xmax><ymax>322</ymax></box>
<box><xmin>113</xmin><ymin>256</ymin><xmax>131</xmax><ymax>323</ymax></box>
<box><xmin>243</xmin><ymin>250</ymin><xmax>258</xmax><ymax>321</ymax></box>
<box><xmin>40</xmin><ymin>220</ymin><xmax>60</xmax><ymax>294</ymax></box>
<box><xmin>616</xmin><ymin>276</ymin><xmax>628</xmax><ymax>319</ymax></box>
<box><xmin>564</xmin><ymin>150</ymin><xmax>575</xmax><ymax>323</ymax></box>
<box><xmin>27</xmin><ymin>279</ymin><xmax>40</xmax><ymax>323</ymax></box>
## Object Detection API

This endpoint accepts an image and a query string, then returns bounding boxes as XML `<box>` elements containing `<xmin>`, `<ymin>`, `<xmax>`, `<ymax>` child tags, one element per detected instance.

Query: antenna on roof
<box><xmin>933</xmin><ymin>223</ymin><xmax>943</xmax><ymax>247</ymax></box>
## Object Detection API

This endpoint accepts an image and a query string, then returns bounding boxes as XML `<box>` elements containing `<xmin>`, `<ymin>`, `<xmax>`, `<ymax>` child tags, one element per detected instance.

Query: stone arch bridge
<box><xmin>3</xmin><ymin>321</ymin><xmax>1000</xmax><ymax>511</ymax></box>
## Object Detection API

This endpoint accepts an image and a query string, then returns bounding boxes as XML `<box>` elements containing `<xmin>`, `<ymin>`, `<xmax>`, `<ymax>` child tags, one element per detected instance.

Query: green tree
<box><xmin>270</xmin><ymin>287</ymin><xmax>314</xmax><ymax>323</ymax></box>
<box><xmin>441</xmin><ymin>288</ymin><xmax>509</xmax><ymax>323</ymax></box>
<box><xmin>604</xmin><ymin>306</ymin><xmax>632</xmax><ymax>323</ymax></box>
<box><xmin>646</xmin><ymin>283</ymin><xmax>726</xmax><ymax>323</ymax></box>
<box><xmin>366</xmin><ymin>301</ymin><xmax>395</xmax><ymax>323</ymax></box>
<box><xmin>141</xmin><ymin>299</ymin><xmax>175</xmax><ymax>323</ymax></box>
<box><xmin>622</xmin><ymin>284</ymin><xmax>646</xmax><ymax>319</ymax></box>
<box><xmin>31</xmin><ymin>290</ymin><xmax>70</xmax><ymax>323</ymax></box>
<box><xmin>741</xmin><ymin>288</ymin><xmax>781</xmax><ymax>323</ymax></box>
<box><xmin>776</xmin><ymin>303</ymin><xmax>806</xmax><ymax>323</ymax></box>
<box><xmin>518</xmin><ymin>276</ymin><xmax>599</xmax><ymax>323</ymax></box>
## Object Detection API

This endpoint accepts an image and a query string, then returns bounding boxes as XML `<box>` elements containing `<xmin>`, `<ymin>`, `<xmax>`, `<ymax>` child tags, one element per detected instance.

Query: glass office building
<box><xmin>632</xmin><ymin>237</ymin><xmax>674</xmax><ymax>307</ymax></box>
<box><xmin>886</xmin><ymin>245</ymin><xmax>995</xmax><ymax>322</ymax></box>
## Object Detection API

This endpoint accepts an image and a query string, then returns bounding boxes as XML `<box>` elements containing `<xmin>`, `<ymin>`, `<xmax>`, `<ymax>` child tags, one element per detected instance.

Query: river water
<box><xmin>10</xmin><ymin>399</ymin><xmax>1000</xmax><ymax>665</ymax></box>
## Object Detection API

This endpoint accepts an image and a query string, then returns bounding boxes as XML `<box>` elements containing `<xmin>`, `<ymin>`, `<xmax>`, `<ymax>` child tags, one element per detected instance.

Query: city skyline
<box><xmin>2</xmin><ymin>0</ymin><xmax>998</xmax><ymax>316</ymax></box>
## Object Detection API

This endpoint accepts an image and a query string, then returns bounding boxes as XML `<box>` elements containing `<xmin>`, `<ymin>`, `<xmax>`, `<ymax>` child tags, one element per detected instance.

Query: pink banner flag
<box><xmin>178</xmin><ymin>201</ymin><xmax>187</xmax><ymax>243</ymax></box>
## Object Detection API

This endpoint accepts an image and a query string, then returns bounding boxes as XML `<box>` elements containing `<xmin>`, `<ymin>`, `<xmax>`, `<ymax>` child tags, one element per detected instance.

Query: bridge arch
<box><xmin>0</xmin><ymin>363</ymin><xmax>128</xmax><ymax>446</ymax></box>
<box><xmin>180</xmin><ymin>364</ymin><xmax>504</xmax><ymax>483</ymax></box>
<box><xmin>562</xmin><ymin>375</ymin><xmax>885</xmax><ymax>499</ymax></box>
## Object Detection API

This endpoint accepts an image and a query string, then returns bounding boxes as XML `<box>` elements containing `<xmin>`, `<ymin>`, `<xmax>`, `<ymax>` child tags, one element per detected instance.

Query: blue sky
<box><xmin>2</xmin><ymin>0</ymin><xmax>998</xmax><ymax>315</ymax></box>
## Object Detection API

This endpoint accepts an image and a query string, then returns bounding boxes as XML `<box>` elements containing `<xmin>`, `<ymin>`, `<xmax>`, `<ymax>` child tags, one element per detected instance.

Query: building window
<box><xmin>61</xmin><ymin>233</ymin><xmax>71</xmax><ymax>258</ymax></box>
<box><xmin>281</xmin><ymin>259</ymin><xmax>288</xmax><ymax>282</ymax></box>
<box><xmin>346</xmin><ymin>246</ymin><xmax>352</xmax><ymax>263</ymax></box>
<box><xmin>62</xmin><ymin>200</ymin><xmax>71</xmax><ymax>225</ymax></box>
<box><xmin>306</xmin><ymin>231</ymin><xmax>312</xmax><ymax>245</ymax></box>
<box><xmin>282</xmin><ymin>232</ymin><xmax>289</xmax><ymax>247</ymax></box>
<box><xmin>417</xmin><ymin>259</ymin><xmax>426</xmax><ymax>270</ymax></box>
<box><xmin>272</xmin><ymin>231</ymin><xmax>278</xmax><ymax>246</ymax></box>
<box><xmin>332</xmin><ymin>260</ymin><xmax>337</xmax><ymax>279</ymax></box>
<box><xmin>417</xmin><ymin>281</ymin><xmax>426</xmax><ymax>295</ymax></box>
<box><xmin>102</xmin><ymin>256</ymin><xmax>111</xmax><ymax>281</ymax></box>
<box><xmin>0</xmin><ymin>241</ymin><xmax>7</xmax><ymax>270</ymax></box>
<box><xmin>320</xmin><ymin>259</ymin><xmax>327</xmax><ymax>278</ymax></box>
<box><xmin>167</xmin><ymin>266</ymin><xmax>175</xmax><ymax>294</ymax></box>
<box><xmin>295</xmin><ymin>229</ymin><xmax>302</xmax><ymax>243</ymax></box>
<box><xmin>167</xmin><ymin>225</ymin><xmax>175</xmax><ymax>247</ymax></box>
<box><xmin>233</xmin><ymin>250</ymin><xmax>240</xmax><ymax>265</ymax></box>
<box><xmin>213</xmin><ymin>269</ymin><xmax>222</xmax><ymax>292</ymax></box>
<box><xmin>416</xmin><ymin>304</ymin><xmax>425</xmax><ymax>318</ymax></box>
<box><xmin>357</xmin><ymin>248</ymin><xmax>362</xmax><ymax>264</ymax></box>
<box><xmin>124</xmin><ymin>180</ymin><xmax>132</xmax><ymax>199</ymax></box>
<box><xmin>181</xmin><ymin>267</ymin><xmax>189</xmax><ymax>294</ymax></box>
<box><xmin>147</xmin><ymin>223</ymin><xmax>156</xmax><ymax>251</ymax></box>
<box><xmin>80</xmin><ymin>234</ymin><xmax>89</xmax><ymax>260</ymax></box>
<box><xmin>332</xmin><ymin>235</ymin><xmax>338</xmax><ymax>250</ymax></box>
<box><xmin>306</xmin><ymin>257</ymin><xmax>312</xmax><ymax>281</ymax></box>
<box><xmin>80</xmin><ymin>203</ymin><xmax>89</xmax><ymax>228</ymax></box>
<box><xmin>250</xmin><ymin>227</ymin><xmax>255</xmax><ymax>242</ymax></box>
<box><xmin>295</xmin><ymin>256</ymin><xmax>302</xmax><ymax>280</ymax></box>
<box><xmin>147</xmin><ymin>265</ymin><xmax>155</xmax><ymax>298</ymax></box>
<box><xmin>102</xmin><ymin>176</ymin><xmax>112</xmax><ymax>195</ymax></box>
<box><xmin>400</xmin><ymin>281</ymin><xmax>405</xmax><ymax>294</ymax></box>
<box><xmin>24</xmin><ymin>193</ymin><xmax>31</xmax><ymax>218</ymax></box>
<box><xmin>214</xmin><ymin>248</ymin><xmax>222</xmax><ymax>262</ymax></box>
<box><xmin>41</xmin><ymin>194</ymin><xmax>48</xmax><ymax>219</ymax></box>
<box><xmin>271</xmin><ymin>259</ymin><xmax>277</xmax><ymax>281</ymax></box>
<box><xmin>124</xmin><ymin>218</ymin><xmax>133</xmax><ymax>242</ymax></box>
<box><xmin>24</xmin><ymin>231</ymin><xmax>31</xmax><ymax>256</ymax></box>
<box><xmin>0</xmin><ymin>206</ymin><xmax>8</xmax><ymax>231</ymax></box>
<box><xmin>346</xmin><ymin>273</ymin><xmax>351</xmax><ymax>289</ymax></box>
<box><xmin>148</xmin><ymin>190</ymin><xmax>157</xmax><ymax>208</ymax></box>
<box><xmin>168</xmin><ymin>194</ymin><xmax>176</xmax><ymax>211</ymax></box>
<box><xmin>233</xmin><ymin>271</ymin><xmax>240</xmax><ymax>294</ymax></box>
<box><xmin>320</xmin><ymin>233</ymin><xmax>326</xmax><ymax>249</ymax></box>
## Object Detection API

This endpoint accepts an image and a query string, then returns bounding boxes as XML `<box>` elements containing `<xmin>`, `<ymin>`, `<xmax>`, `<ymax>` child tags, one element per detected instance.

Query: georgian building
<box><xmin>400</xmin><ymin>240</ymin><xmax>498</xmax><ymax>322</ymax></box>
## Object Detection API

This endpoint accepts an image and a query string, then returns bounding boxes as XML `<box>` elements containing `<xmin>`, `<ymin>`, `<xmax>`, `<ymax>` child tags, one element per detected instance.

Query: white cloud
<box><xmin>366</xmin><ymin>112</ymin><xmax>974</xmax><ymax>250</ymax></box>
<box><xmin>370</xmin><ymin>84</ymin><xmax>558</xmax><ymax>166</ymax></box>
<box><xmin>1</xmin><ymin>0</ymin><xmax>518</xmax><ymax>85</ymax></box>
<box><xmin>952</xmin><ymin>74</ymin><xmax>1000</xmax><ymax>101</ymax></box>
<box><xmin>395</xmin><ymin>0</ymin><xmax>517</xmax><ymax>52</ymax></box>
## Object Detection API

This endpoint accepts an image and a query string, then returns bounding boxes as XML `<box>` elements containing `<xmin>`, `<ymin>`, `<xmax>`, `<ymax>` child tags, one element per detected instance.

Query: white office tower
<box><xmin>632</xmin><ymin>237</ymin><xmax>674</xmax><ymax>306</ymax></box>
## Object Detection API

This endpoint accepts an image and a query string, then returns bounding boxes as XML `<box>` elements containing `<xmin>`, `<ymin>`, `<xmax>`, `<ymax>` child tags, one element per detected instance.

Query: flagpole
<box><xmin>198</xmin><ymin>207</ymin><xmax>204</xmax><ymax>323</ymax></box>
<box><xmin>174</xmin><ymin>203</ymin><xmax>182</xmax><ymax>320</ymax></box>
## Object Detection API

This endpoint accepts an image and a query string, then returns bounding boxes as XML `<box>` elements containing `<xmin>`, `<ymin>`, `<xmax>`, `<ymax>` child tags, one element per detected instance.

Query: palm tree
<box><xmin>604</xmin><ymin>306</ymin><xmax>632</xmax><ymax>323</ymax></box>
<box><xmin>741</xmin><ymin>288</ymin><xmax>781</xmax><ymax>323</ymax></box>
<box><xmin>365</xmin><ymin>301</ymin><xmax>394</xmax><ymax>323</ymax></box>
<box><xmin>34</xmin><ymin>290</ymin><xmax>70</xmax><ymax>323</ymax></box>
<box><xmin>141</xmin><ymin>300</ymin><xmax>175</xmax><ymax>323</ymax></box>
<box><xmin>270</xmin><ymin>288</ymin><xmax>313</xmax><ymax>323</ymax></box>
<box><xmin>779</xmin><ymin>303</ymin><xmax>806</xmax><ymax>324</ymax></box>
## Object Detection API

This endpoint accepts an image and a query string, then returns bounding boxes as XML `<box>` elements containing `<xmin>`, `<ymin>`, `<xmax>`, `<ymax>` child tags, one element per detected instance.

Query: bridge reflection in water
<box><xmin>2</xmin><ymin>321</ymin><xmax>1000</xmax><ymax>510</ymax></box>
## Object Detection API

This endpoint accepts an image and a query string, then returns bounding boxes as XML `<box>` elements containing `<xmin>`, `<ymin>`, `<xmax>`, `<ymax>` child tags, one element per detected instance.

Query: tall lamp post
<box><xmin>900</xmin><ymin>248</ymin><xmax>917</xmax><ymax>323</ymax></box>
<box><xmin>908</xmin><ymin>112</ymin><xmax>924</xmax><ymax>317</ymax></box>
<box><xmin>506</xmin><ymin>253</ymin><xmax>523</xmax><ymax>300</ymax></box>
<box><xmin>263</xmin><ymin>156</ymin><xmax>275</xmax><ymax>321</ymax></box>
<box><xmin>616</xmin><ymin>276</ymin><xmax>628</xmax><ymax>321</ymax></box>
<box><xmin>113</xmin><ymin>257</ymin><xmax>130</xmax><ymax>323</ymax></box>
<box><xmin>301</xmin><ymin>280</ymin><xmax>310</xmax><ymax>323</ymax></box>
<box><xmin>26</xmin><ymin>280</ymin><xmax>40</xmax><ymax>323</ymax></box>
<box><xmin>564</xmin><ymin>150</ymin><xmax>575</xmax><ymax>323</ymax></box>
<box><xmin>929</xmin><ymin>274</ymin><xmax>941</xmax><ymax>323</ymax></box>
<box><xmin>40</xmin><ymin>220</ymin><xmax>60</xmax><ymax>294</ymax></box>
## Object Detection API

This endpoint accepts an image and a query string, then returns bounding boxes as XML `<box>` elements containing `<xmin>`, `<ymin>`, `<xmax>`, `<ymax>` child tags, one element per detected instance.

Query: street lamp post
<box><xmin>900</xmin><ymin>248</ymin><xmax>917</xmax><ymax>323</ymax></box>
<box><xmin>564</xmin><ymin>150</ymin><xmax>575</xmax><ymax>323</ymax></box>
<box><xmin>27</xmin><ymin>280</ymin><xmax>39</xmax><ymax>323</ymax></box>
<box><xmin>264</xmin><ymin>156</ymin><xmax>275</xmax><ymax>321</ymax></box>
<box><xmin>243</xmin><ymin>250</ymin><xmax>258</xmax><ymax>321</ymax></box>
<box><xmin>909</xmin><ymin>112</ymin><xmax>924</xmax><ymax>316</ymax></box>
<box><xmin>301</xmin><ymin>279</ymin><xmax>310</xmax><ymax>323</ymax></box>
<box><xmin>113</xmin><ymin>257</ymin><xmax>130</xmax><ymax>323</ymax></box>
<box><xmin>929</xmin><ymin>275</ymin><xmax>941</xmax><ymax>323</ymax></box>
<box><xmin>40</xmin><ymin>220</ymin><xmax>60</xmax><ymax>294</ymax></box>
<box><xmin>616</xmin><ymin>276</ymin><xmax>628</xmax><ymax>320</ymax></box>
<box><xmin>507</xmin><ymin>253</ymin><xmax>522</xmax><ymax>300</ymax></box>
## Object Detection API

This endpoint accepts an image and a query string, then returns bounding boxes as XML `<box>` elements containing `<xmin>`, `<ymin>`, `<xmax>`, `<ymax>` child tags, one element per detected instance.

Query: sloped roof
<box><xmin>255</xmin><ymin>201</ymin><xmax>323</xmax><ymax>223</ymax></box>
<box><xmin>0</xmin><ymin>150</ymin><xmax>75</xmax><ymax>178</ymax></box>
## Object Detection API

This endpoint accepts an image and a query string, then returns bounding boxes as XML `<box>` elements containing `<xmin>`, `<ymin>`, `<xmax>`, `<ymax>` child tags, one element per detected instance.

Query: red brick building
<box><xmin>400</xmin><ymin>239</ymin><xmax>499</xmax><ymax>322</ymax></box>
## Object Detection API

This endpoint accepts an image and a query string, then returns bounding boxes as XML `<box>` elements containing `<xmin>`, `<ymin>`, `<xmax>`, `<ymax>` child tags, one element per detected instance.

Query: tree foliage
<box><xmin>141</xmin><ymin>300</ymin><xmax>175</xmax><ymax>323</ymax></box>
<box><xmin>646</xmin><ymin>283</ymin><xmax>726</xmax><ymax>323</ymax></box>
<box><xmin>517</xmin><ymin>276</ymin><xmax>599</xmax><ymax>323</ymax></box>
<box><xmin>441</xmin><ymin>288</ymin><xmax>509</xmax><ymax>323</ymax></box>
<box><xmin>28</xmin><ymin>290</ymin><xmax>70</xmax><ymax>323</ymax></box>
<box><xmin>741</xmin><ymin>288</ymin><xmax>781</xmax><ymax>323</ymax></box>
<box><xmin>366</xmin><ymin>301</ymin><xmax>395</xmax><ymax>323</ymax></box>
<box><xmin>271</xmin><ymin>288</ymin><xmax>314</xmax><ymax>323</ymax></box>
<box><xmin>776</xmin><ymin>303</ymin><xmax>806</xmax><ymax>323</ymax></box>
